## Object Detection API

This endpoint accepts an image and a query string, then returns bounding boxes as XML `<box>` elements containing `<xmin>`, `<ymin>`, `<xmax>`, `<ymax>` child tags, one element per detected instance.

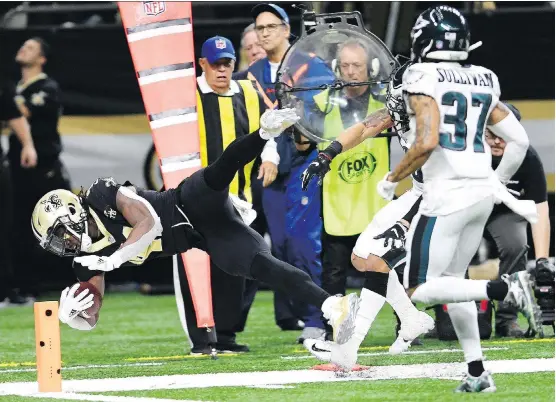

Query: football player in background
<box><xmin>30</xmin><ymin>108</ymin><xmax>359</xmax><ymax>346</ymax></box>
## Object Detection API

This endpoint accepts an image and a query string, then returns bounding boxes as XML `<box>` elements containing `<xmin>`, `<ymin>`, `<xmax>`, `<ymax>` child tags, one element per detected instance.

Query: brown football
<box><xmin>75</xmin><ymin>281</ymin><xmax>103</xmax><ymax>317</ymax></box>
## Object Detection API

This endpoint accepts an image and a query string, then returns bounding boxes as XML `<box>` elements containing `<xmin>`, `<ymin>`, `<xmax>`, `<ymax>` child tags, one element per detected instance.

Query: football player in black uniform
<box><xmin>31</xmin><ymin>108</ymin><xmax>358</xmax><ymax>341</ymax></box>
<box><xmin>11</xmin><ymin>37</ymin><xmax>71</xmax><ymax>299</ymax></box>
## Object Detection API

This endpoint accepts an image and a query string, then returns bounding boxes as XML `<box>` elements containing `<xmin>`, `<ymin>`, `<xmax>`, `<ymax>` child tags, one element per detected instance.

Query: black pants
<box><xmin>176</xmin><ymin>134</ymin><xmax>330</xmax><ymax>316</ymax></box>
<box><xmin>175</xmin><ymin>167</ymin><xmax>263</xmax><ymax>347</ymax></box>
<box><xmin>174</xmin><ymin>255</ymin><xmax>258</xmax><ymax>346</ymax></box>
<box><xmin>0</xmin><ymin>157</ymin><xmax>14</xmax><ymax>299</ymax></box>
<box><xmin>321</xmin><ymin>232</ymin><xmax>359</xmax><ymax>297</ymax></box>
<box><xmin>321</xmin><ymin>232</ymin><xmax>359</xmax><ymax>334</ymax></box>
<box><xmin>486</xmin><ymin>211</ymin><xmax>529</xmax><ymax>327</ymax></box>
<box><xmin>9</xmin><ymin>158</ymin><xmax>72</xmax><ymax>294</ymax></box>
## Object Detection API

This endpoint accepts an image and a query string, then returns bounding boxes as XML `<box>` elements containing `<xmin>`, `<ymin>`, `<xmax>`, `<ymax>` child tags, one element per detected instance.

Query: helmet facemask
<box><xmin>42</xmin><ymin>213</ymin><xmax>89</xmax><ymax>257</ymax></box>
<box><xmin>32</xmin><ymin>190</ymin><xmax>95</xmax><ymax>257</ymax></box>
<box><xmin>385</xmin><ymin>59</ymin><xmax>411</xmax><ymax>136</ymax></box>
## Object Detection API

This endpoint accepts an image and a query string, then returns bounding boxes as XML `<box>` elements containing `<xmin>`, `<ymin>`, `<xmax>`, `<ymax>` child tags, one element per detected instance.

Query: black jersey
<box><xmin>73</xmin><ymin>177</ymin><xmax>203</xmax><ymax>281</ymax></box>
<box><xmin>0</xmin><ymin>85</ymin><xmax>21</xmax><ymax>157</ymax></box>
<box><xmin>9</xmin><ymin>74</ymin><xmax>62</xmax><ymax>166</ymax></box>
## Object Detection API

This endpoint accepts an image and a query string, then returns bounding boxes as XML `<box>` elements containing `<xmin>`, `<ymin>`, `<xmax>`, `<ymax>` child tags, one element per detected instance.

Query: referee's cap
<box><xmin>251</xmin><ymin>3</ymin><xmax>289</xmax><ymax>25</ymax></box>
<box><xmin>201</xmin><ymin>36</ymin><xmax>236</xmax><ymax>64</ymax></box>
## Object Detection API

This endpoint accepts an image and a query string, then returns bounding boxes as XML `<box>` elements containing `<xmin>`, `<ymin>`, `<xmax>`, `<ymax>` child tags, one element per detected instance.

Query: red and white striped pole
<box><xmin>118</xmin><ymin>1</ymin><xmax>215</xmax><ymax>340</ymax></box>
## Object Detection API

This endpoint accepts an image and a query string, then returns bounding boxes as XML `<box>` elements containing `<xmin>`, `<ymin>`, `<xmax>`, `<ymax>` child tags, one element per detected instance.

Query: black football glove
<box><xmin>301</xmin><ymin>153</ymin><xmax>332</xmax><ymax>191</ymax></box>
<box><xmin>373</xmin><ymin>222</ymin><xmax>408</xmax><ymax>249</ymax></box>
<box><xmin>300</xmin><ymin>140</ymin><xmax>343</xmax><ymax>191</ymax></box>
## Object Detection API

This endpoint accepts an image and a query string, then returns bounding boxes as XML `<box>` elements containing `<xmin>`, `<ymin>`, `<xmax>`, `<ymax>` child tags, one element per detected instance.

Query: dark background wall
<box><xmin>0</xmin><ymin>2</ymin><xmax>553</xmax><ymax>115</ymax></box>
<box><xmin>0</xmin><ymin>2</ymin><xmax>553</xmax><ymax>291</ymax></box>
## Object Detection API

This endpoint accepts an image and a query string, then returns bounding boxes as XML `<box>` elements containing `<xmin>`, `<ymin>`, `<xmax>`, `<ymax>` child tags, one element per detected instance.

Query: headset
<box><xmin>332</xmin><ymin>37</ymin><xmax>381</xmax><ymax>80</ymax></box>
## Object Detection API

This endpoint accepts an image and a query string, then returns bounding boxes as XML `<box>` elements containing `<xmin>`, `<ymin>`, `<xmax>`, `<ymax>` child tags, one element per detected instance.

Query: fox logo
<box><xmin>338</xmin><ymin>152</ymin><xmax>377</xmax><ymax>184</ymax></box>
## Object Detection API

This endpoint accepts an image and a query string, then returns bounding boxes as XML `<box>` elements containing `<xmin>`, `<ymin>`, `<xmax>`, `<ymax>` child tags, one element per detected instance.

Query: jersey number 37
<box><xmin>439</xmin><ymin>91</ymin><xmax>492</xmax><ymax>153</ymax></box>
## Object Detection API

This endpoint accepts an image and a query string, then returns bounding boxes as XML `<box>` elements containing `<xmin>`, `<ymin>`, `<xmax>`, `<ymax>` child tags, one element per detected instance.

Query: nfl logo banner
<box><xmin>143</xmin><ymin>1</ymin><xmax>166</xmax><ymax>16</ymax></box>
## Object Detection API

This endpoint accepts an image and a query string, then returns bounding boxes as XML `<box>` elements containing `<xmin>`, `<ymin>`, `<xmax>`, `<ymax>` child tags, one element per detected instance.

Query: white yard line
<box><xmin>246</xmin><ymin>385</ymin><xmax>295</xmax><ymax>389</ymax></box>
<box><xmin>281</xmin><ymin>346</ymin><xmax>509</xmax><ymax>360</ymax></box>
<box><xmin>0</xmin><ymin>358</ymin><xmax>552</xmax><ymax>398</ymax></box>
<box><xmin>0</xmin><ymin>362</ymin><xmax>164</xmax><ymax>374</ymax></box>
<box><xmin>14</xmin><ymin>393</ymin><xmax>202</xmax><ymax>402</ymax></box>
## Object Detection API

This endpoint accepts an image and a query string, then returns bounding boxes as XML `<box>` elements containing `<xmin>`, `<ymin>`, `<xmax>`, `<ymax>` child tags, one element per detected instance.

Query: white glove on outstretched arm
<box><xmin>74</xmin><ymin>255</ymin><xmax>119</xmax><ymax>272</ymax></box>
<box><xmin>259</xmin><ymin>108</ymin><xmax>300</xmax><ymax>139</ymax></box>
<box><xmin>58</xmin><ymin>283</ymin><xmax>94</xmax><ymax>330</ymax></box>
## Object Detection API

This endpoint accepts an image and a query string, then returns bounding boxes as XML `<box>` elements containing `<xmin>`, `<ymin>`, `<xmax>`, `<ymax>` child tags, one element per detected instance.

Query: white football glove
<box><xmin>74</xmin><ymin>255</ymin><xmax>118</xmax><ymax>272</ymax></box>
<box><xmin>377</xmin><ymin>172</ymin><xmax>398</xmax><ymax>201</ymax></box>
<box><xmin>259</xmin><ymin>108</ymin><xmax>300</xmax><ymax>139</ymax></box>
<box><xmin>58</xmin><ymin>283</ymin><xmax>94</xmax><ymax>324</ymax></box>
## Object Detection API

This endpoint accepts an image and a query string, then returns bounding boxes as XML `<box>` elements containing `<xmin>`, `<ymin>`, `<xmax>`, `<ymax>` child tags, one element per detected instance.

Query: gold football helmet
<box><xmin>31</xmin><ymin>189</ymin><xmax>91</xmax><ymax>257</ymax></box>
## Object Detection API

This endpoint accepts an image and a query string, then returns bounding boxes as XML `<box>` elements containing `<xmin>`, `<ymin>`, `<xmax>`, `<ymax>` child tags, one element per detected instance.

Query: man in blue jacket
<box><xmin>283</xmin><ymin>128</ymin><xmax>326</xmax><ymax>340</ymax></box>
<box><xmin>248</xmin><ymin>4</ymin><xmax>334</xmax><ymax>335</ymax></box>
<box><xmin>248</xmin><ymin>3</ymin><xmax>297</xmax><ymax>331</ymax></box>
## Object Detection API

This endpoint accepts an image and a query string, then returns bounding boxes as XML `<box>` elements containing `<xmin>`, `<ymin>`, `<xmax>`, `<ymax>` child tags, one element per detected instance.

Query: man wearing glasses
<box><xmin>247</xmin><ymin>4</ymin><xmax>337</xmax><ymax>337</ymax></box>
<box><xmin>247</xmin><ymin>4</ymin><xmax>300</xmax><ymax>332</ymax></box>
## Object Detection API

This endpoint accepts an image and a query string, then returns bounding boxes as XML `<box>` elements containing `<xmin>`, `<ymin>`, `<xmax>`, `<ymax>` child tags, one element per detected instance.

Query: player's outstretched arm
<box><xmin>388</xmin><ymin>95</ymin><xmax>439</xmax><ymax>182</ymax></box>
<box><xmin>75</xmin><ymin>187</ymin><xmax>163</xmax><ymax>272</ymax></box>
<box><xmin>337</xmin><ymin>107</ymin><xmax>393</xmax><ymax>151</ymax></box>
<box><xmin>487</xmin><ymin>102</ymin><xmax>529</xmax><ymax>184</ymax></box>
<box><xmin>300</xmin><ymin>108</ymin><xmax>392</xmax><ymax>190</ymax></box>
<box><xmin>111</xmin><ymin>188</ymin><xmax>163</xmax><ymax>267</ymax></box>
<box><xmin>376</xmin><ymin>95</ymin><xmax>439</xmax><ymax>201</ymax></box>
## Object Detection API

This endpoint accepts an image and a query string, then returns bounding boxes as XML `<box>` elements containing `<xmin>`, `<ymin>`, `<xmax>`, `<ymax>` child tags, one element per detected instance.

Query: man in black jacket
<box><xmin>484</xmin><ymin>104</ymin><xmax>553</xmax><ymax>337</ymax></box>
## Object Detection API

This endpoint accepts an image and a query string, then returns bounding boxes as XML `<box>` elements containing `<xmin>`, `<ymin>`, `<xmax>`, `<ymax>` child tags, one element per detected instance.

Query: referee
<box><xmin>174</xmin><ymin>36</ymin><xmax>278</xmax><ymax>354</ymax></box>
<box><xmin>0</xmin><ymin>82</ymin><xmax>37</xmax><ymax>304</ymax></box>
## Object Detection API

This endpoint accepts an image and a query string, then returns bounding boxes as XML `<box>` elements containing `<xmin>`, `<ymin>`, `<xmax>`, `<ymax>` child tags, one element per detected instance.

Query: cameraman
<box><xmin>485</xmin><ymin>104</ymin><xmax>553</xmax><ymax>337</ymax></box>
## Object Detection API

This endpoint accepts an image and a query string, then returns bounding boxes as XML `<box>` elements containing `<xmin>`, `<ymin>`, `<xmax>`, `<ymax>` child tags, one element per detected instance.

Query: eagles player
<box><xmin>301</xmin><ymin>7</ymin><xmax>541</xmax><ymax>392</ymax></box>
<box><xmin>31</xmin><ymin>108</ymin><xmax>359</xmax><ymax>340</ymax></box>
<box><xmin>372</xmin><ymin>6</ymin><xmax>539</xmax><ymax>392</ymax></box>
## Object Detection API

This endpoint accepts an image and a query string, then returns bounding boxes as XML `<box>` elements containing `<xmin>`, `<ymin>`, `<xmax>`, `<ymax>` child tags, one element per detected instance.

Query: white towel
<box><xmin>490</xmin><ymin>174</ymin><xmax>538</xmax><ymax>224</ymax></box>
<box><xmin>229</xmin><ymin>193</ymin><xmax>257</xmax><ymax>227</ymax></box>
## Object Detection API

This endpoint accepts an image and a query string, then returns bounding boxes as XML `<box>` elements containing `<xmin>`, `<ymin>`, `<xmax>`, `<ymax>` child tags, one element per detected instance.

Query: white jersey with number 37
<box><xmin>402</xmin><ymin>62</ymin><xmax>501</xmax><ymax>214</ymax></box>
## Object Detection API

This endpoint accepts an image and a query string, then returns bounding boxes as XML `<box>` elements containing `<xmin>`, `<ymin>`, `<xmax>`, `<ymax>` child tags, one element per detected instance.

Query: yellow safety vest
<box><xmin>196</xmin><ymin>80</ymin><xmax>261</xmax><ymax>202</ymax></box>
<box><xmin>314</xmin><ymin>89</ymin><xmax>389</xmax><ymax>236</ymax></box>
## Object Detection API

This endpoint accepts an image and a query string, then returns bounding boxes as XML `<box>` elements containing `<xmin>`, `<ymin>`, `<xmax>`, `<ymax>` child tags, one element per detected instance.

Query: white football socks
<box><xmin>411</xmin><ymin>277</ymin><xmax>489</xmax><ymax>304</ymax></box>
<box><xmin>386</xmin><ymin>270</ymin><xmax>418</xmax><ymax>321</ymax></box>
<box><xmin>446</xmin><ymin>302</ymin><xmax>484</xmax><ymax>363</ymax></box>
<box><xmin>351</xmin><ymin>288</ymin><xmax>386</xmax><ymax>346</ymax></box>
